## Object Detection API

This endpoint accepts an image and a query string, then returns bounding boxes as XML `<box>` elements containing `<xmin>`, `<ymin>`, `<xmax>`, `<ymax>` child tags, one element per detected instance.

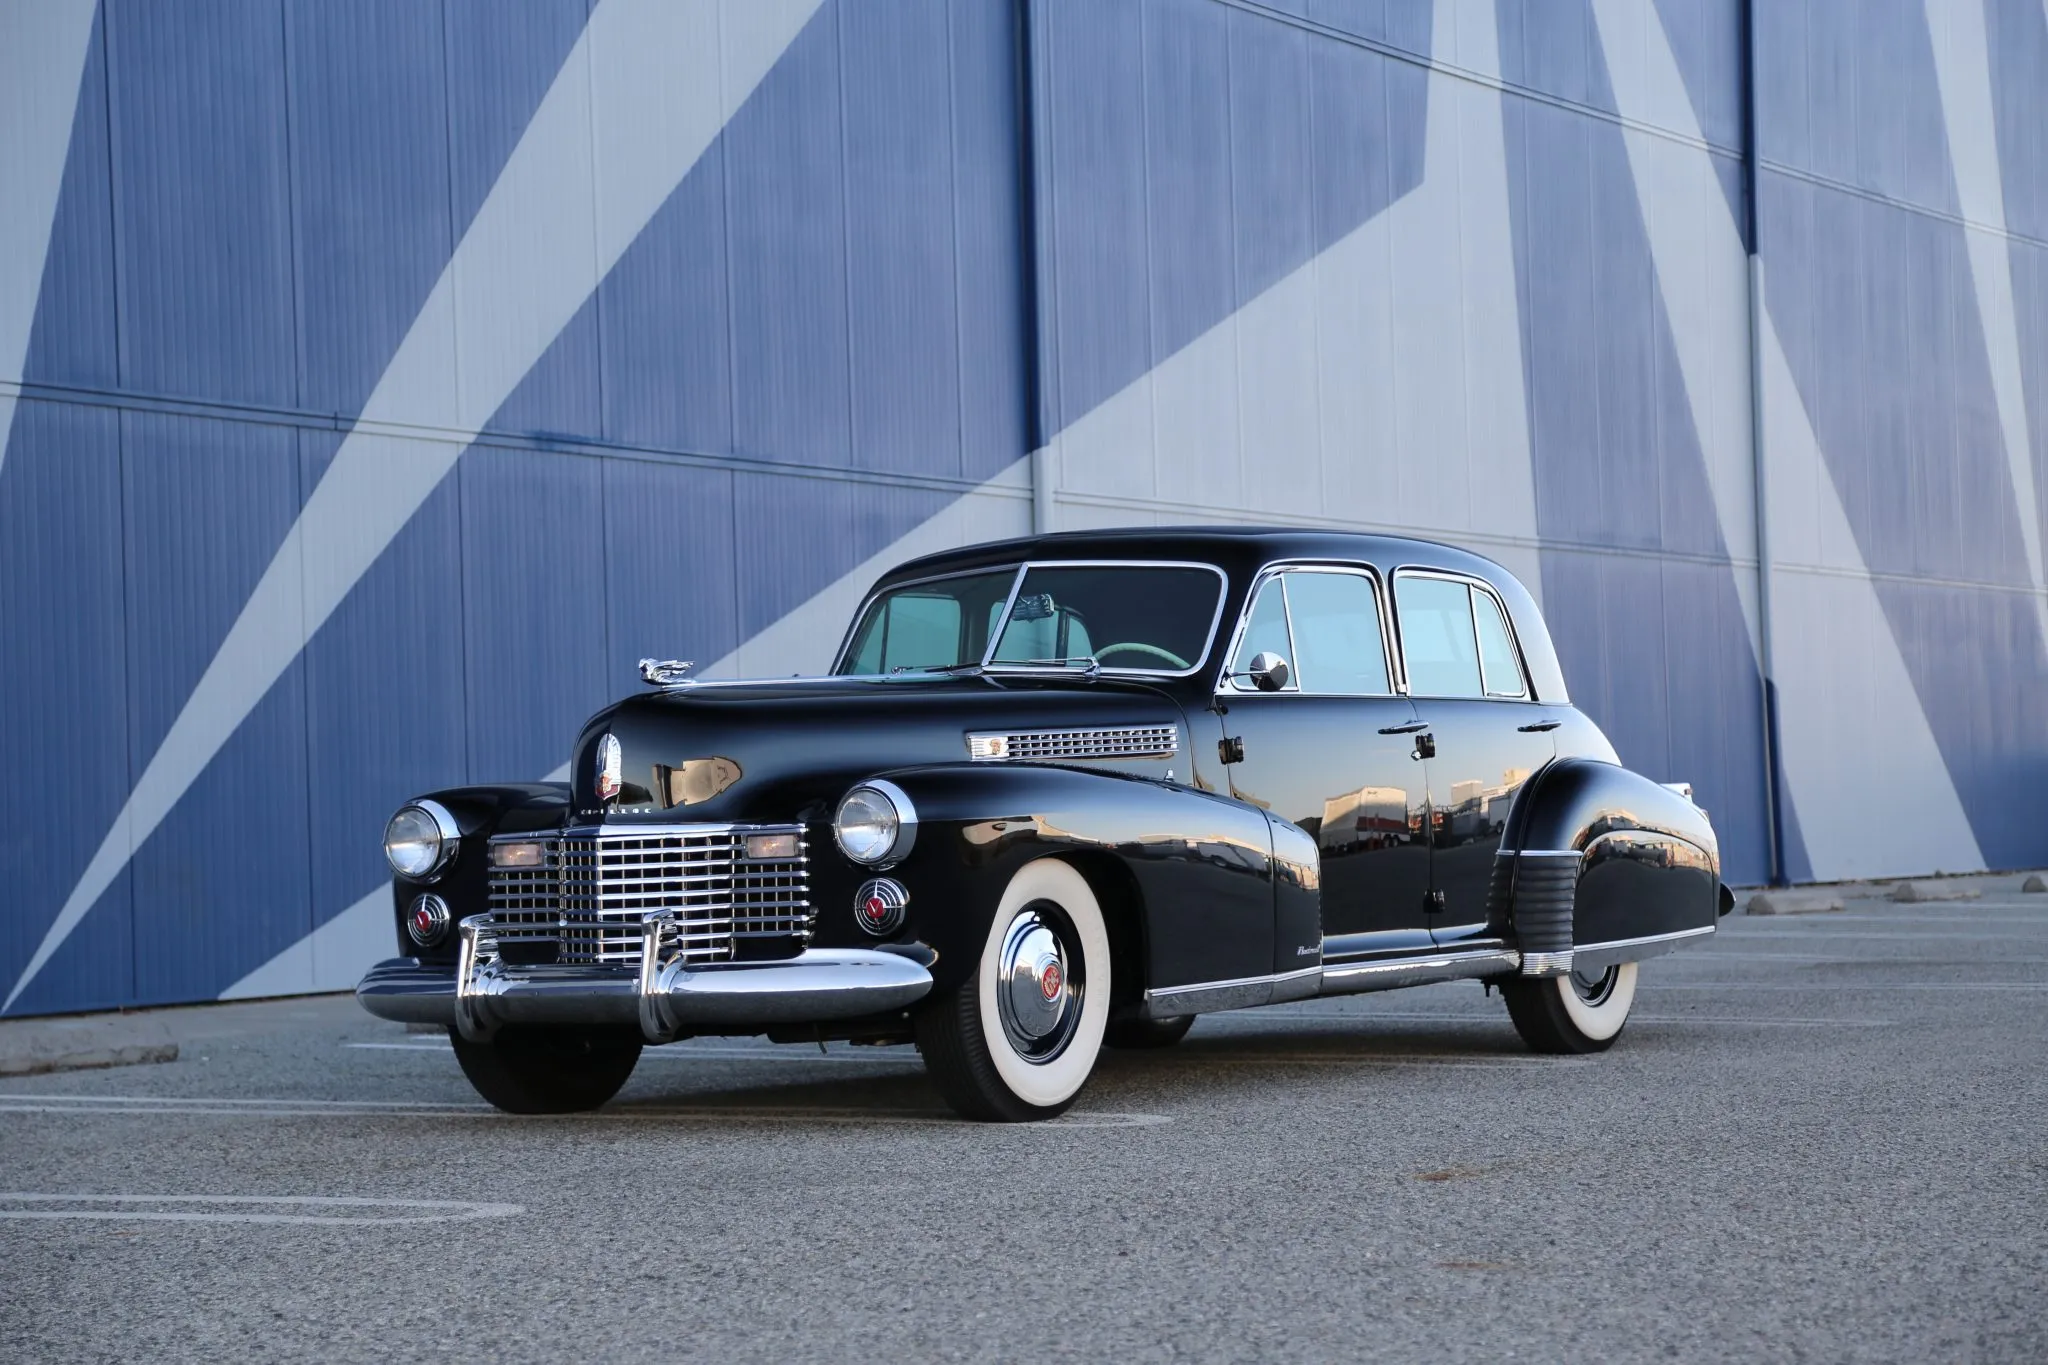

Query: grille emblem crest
<box><xmin>594</xmin><ymin>733</ymin><xmax>623</xmax><ymax>802</ymax></box>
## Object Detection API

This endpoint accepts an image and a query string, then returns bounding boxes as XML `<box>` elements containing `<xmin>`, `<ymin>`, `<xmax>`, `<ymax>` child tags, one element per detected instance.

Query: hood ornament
<box><xmin>639</xmin><ymin>658</ymin><xmax>697</xmax><ymax>687</ymax></box>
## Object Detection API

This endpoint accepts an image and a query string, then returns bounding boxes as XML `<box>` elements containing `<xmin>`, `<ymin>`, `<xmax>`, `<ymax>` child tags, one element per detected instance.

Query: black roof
<box><xmin>881</xmin><ymin>525</ymin><xmax>1516</xmax><ymax>591</ymax></box>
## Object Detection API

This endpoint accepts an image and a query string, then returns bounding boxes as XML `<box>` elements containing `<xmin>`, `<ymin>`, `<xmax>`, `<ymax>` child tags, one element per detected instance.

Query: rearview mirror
<box><xmin>1245</xmin><ymin>651</ymin><xmax>1290</xmax><ymax>692</ymax></box>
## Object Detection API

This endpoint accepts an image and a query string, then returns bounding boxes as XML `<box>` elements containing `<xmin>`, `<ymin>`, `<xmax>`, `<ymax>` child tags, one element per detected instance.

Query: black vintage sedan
<box><xmin>360</xmin><ymin>528</ymin><xmax>1728</xmax><ymax>1121</ymax></box>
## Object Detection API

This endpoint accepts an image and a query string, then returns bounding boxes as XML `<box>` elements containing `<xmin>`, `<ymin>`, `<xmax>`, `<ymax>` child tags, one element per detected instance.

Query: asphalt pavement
<box><xmin>3</xmin><ymin>881</ymin><xmax>2044</xmax><ymax>1363</ymax></box>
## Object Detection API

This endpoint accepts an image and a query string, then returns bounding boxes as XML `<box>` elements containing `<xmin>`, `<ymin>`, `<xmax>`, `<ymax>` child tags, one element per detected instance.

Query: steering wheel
<box><xmin>1094</xmin><ymin>642</ymin><xmax>1190</xmax><ymax>670</ymax></box>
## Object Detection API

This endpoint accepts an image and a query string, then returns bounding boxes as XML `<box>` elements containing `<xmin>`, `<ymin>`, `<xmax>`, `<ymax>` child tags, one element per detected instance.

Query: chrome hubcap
<box><xmin>1569</xmin><ymin>965</ymin><xmax>1619</xmax><ymax>1006</ymax></box>
<box><xmin>995</xmin><ymin>903</ymin><xmax>1083</xmax><ymax>1063</ymax></box>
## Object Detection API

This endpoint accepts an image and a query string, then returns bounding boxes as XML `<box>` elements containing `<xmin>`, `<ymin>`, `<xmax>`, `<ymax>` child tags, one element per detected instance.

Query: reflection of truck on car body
<box><xmin>360</xmin><ymin>528</ymin><xmax>1731</xmax><ymax>1121</ymax></box>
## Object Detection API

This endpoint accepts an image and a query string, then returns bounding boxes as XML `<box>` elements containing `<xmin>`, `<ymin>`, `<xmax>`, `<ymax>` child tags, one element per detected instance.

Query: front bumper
<box><xmin>357</xmin><ymin>918</ymin><xmax>933</xmax><ymax>1043</ymax></box>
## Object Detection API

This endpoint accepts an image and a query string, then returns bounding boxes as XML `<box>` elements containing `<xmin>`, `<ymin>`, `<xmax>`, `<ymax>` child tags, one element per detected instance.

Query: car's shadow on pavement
<box><xmin>577</xmin><ymin>1020</ymin><xmax>1565</xmax><ymax>1123</ymax></box>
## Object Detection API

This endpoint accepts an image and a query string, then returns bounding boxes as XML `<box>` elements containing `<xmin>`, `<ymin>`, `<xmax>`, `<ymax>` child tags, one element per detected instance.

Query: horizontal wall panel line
<box><xmin>1047</xmin><ymin>492</ymin><xmax>1760</xmax><ymax>575</ymax></box>
<box><xmin>1772</xmin><ymin>562</ymin><xmax>2048</xmax><ymax>600</ymax></box>
<box><xmin>1761</xmin><ymin>160</ymin><xmax>2048</xmax><ymax>251</ymax></box>
<box><xmin>0</xmin><ymin>381</ymin><xmax>1029</xmax><ymax>503</ymax></box>
<box><xmin>1216</xmin><ymin>0</ymin><xmax>1746</xmax><ymax>162</ymax></box>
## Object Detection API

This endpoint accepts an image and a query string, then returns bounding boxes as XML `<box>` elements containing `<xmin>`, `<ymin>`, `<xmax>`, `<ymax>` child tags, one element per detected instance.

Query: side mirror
<box><xmin>1245</xmin><ymin>651</ymin><xmax>1290</xmax><ymax>692</ymax></box>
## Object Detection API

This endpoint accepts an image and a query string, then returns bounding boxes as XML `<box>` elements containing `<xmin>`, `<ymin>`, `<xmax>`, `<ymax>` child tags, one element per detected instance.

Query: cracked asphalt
<box><xmin>2</xmin><ymin>883</ymin><xmax>2044</xmax><ymax>1363</ymax></box>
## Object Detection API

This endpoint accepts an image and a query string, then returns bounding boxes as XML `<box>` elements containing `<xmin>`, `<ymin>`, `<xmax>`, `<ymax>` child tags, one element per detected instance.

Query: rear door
<box><xmin>1392</xmin><ymin>571</ymin><xmax>1569</xmax><ymax>948</ymax></box>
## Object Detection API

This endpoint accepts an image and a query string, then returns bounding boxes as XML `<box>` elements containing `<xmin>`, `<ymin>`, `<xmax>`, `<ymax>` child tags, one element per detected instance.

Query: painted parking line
<box><xmin>0</xmin><ymin>1092</ymin><xmax>1167</xmax><ymax>1129</ymax></box>
<box><xmin>0</xmin><ymin>1193</ymin><xmax>521</xmax><ymax>1226</ymax></box>
<box><xmin>1637</xmin><ymin>982</ymin><xmax>2048</xmax><ymax>992</ymax></box>
<box><xmin>345</xmin><ymin>1041</ymin><xmax>925</xmax><ymax>1065</ymax></box>
<box><xmin>1195</xmin><ymin>1012</ymin><xmax>1895</xmax><ymax>1028</ymax></box>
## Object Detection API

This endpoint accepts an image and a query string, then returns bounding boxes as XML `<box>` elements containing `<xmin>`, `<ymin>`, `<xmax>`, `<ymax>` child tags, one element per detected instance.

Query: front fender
<box><xmin>385</xmin><ymin>783</ymin><xmax>569</xmax><ymax>961</ymax></box>
<box><xmin>1498</xmin><ymin>759</ymin><xmax>1720</xmax><ymax>968</ymax></box>
<box><xmin>812</xmin><ymin>764</ymin><xmax>1282</xmax><ymax>1002</ymax></box>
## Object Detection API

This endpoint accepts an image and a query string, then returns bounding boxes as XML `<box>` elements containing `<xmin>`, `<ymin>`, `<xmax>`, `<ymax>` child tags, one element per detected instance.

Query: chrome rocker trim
<box><xmin>1318</xmin><ymin>947</ymin><xmax>1523</xmax><ymax>996</ymax></box>
<box><xmin>1140</xmin><ymin>964</ymin><xmax>1320</xmax><ymax>1018</ymax></box>
<box><xmin>1570</xmin><ymin>924</ymin><xmax>1715</xmax><ymax>972</ymax></box>
<box><xmin>358</xmin><ymin>918</ymin><xmax>934</xmax><ymax>1044</ymax></box>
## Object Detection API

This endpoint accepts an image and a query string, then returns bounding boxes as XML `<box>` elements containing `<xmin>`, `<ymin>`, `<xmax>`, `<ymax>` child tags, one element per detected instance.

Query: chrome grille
<box><xmin>484</xmin><ymin>825</ymin><xmax>810</xmax><ymax>967</ymax></box>
<box><xmin>968</xmin><ymin>724</ymin><xmax>1179</xmax><ymax>762</ymax></box>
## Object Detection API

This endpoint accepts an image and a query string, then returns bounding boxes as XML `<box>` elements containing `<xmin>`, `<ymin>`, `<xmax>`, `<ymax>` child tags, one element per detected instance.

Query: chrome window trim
<box><xmin>834</xmin><ymin>558</ymin><xmax>1231</xmax><ymax>680</ymax></box>
<box><xmin>1214</xmin><ymin>561</ymin><xmax>1400</xmax><ymax>697</ymax></box>
<box><xmin>1390</xmin><ymin>567</ymin><xmax>1534</xmax><ymax>702</ymax></box>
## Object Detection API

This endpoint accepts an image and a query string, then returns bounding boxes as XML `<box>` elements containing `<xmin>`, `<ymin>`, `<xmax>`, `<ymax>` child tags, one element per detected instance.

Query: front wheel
<box><xmin>1500</xmin><ymin>962</ymin><xmax>1638</xmax><ymax>1054</ymax></box>
<box><xmin>914</xmin><ymin>858</ymin><xmax>1111</xmax><ymax>1121</ymax></box>
<box><xmin>449</xmin><ymin>1026</ymin><xmax>643</xmax><ymax>1114</ymax></box>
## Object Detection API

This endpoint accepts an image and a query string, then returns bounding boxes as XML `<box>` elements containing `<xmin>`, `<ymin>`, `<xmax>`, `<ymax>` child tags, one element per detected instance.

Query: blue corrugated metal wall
<box><xmin>0</xmin><ymin>0</ymin><xmax>2042</xmax><ymax>1015</ymax></box>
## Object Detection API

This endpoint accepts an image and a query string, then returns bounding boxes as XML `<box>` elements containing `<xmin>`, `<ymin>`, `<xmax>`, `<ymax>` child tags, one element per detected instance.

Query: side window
<box><xmin>1395</xmin><ymin>575</ymin><xmax>1485</xmax><ymax>697</ymax></box>
<box><xmin>1472</xmin><ymin>589</ymin><xmax>1528</xmax><ymax>698</ymax></box>
<box><xmin>1230</xmin><ymin>577</ymin><xmax>1295</xmax><ymax>687</ymax></box>
<box><xmin>1283</xmin><ymin>572</ymin><xmax>1391</xmax><ymax>695</ymax></box>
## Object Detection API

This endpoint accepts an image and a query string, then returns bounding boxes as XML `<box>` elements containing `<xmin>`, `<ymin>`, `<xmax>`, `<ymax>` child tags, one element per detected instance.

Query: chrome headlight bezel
<box><xmin>834</xmin><ymin>779</ymin><xmax>917</xmax><ymax>867</ymax></box>
<box><xmin>383</xmin><ymin>799</ymin><xmax>461</xmax><ymax>881</ymax></box>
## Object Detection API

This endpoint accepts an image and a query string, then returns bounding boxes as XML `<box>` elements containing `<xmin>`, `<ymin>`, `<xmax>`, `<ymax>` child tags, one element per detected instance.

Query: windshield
<box><xmin>838</xmin><ymin>563</ymin><xmax>1224</xmax><ymax>675</ymax></box>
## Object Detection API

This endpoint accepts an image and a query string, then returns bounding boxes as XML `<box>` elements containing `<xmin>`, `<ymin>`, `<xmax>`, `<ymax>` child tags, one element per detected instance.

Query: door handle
<box><xmin>1378</xmin><ymin>720</ymin><xmax>1428</xmax><ymax>735</ymax></box>
<box><xmin>1517</xmin><ymin>719</ymin><xmax>1561</xmax><ymax>733</ymax></box>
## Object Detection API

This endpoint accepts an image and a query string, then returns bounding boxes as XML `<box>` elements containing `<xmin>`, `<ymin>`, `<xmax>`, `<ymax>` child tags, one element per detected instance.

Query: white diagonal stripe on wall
<box><xmin>1923</xmin><ymin>0</ymin><xmax>2048</xmax><ymax>653</ymax></box>
<box><xmin>0</xmin><ymin>0</ymin><xmax>99</xmax><ymax>482</ymax></box>
<box><xmin>5</xmin><ymin>0</ymin><xmax>824</xmax><ymax>1014</ymax></box>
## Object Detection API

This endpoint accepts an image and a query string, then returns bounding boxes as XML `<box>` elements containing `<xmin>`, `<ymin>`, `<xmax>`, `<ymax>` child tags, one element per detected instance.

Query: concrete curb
<box><xmin>0</xmin><ymin>1013</ymin><xmax>179</xmax><ymax>1077</ymax></box>
<box><xmin>1742</xmin><ymin>869</ymin><xmax>2048</xmax><ymax>914</ymax></box>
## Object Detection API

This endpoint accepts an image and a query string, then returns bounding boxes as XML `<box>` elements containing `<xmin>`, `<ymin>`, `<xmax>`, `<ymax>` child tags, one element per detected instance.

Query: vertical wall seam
<box><xmin>1742</xmin><ymin>0</ymin><xmax>1785</xmax><ymax>885</ymax></box>
<box><xmin>1014</xmin><ymin>0</ymin><xmax>1049</xmax><ymax>530</ymax></box>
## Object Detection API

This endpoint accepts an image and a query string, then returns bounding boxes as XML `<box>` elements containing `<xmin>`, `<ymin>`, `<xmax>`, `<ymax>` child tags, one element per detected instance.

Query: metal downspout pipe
<box><xmin>1743</xmin><ymin>0</ymin><xmax>1788</xmax><ymax>886</ymax></box>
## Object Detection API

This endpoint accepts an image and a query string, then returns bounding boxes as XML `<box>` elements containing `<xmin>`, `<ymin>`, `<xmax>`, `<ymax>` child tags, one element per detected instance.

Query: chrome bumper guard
<box><xmin>357</xmin><ymin>914</ymin><xmax>933</xmax><ymax>1043</ymax></box>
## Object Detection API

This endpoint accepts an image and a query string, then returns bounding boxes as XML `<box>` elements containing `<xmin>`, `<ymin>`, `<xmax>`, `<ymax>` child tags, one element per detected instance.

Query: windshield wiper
<box><xmin>891</xmin><ymin>660</ymin><xmax>987</xmax><ymax>676</ymax></box>
<box><xmin>989</xmin><ymin>656</ymin><xmax>1101</xmax><ymax>676</ymax></box>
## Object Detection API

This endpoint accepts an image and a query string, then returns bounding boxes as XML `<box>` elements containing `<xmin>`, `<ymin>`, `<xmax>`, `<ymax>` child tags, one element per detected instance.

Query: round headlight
<box><xmin>384</xmin><ymin>801</ymin><xmax>458</xmax><ymax>880</ymax></box>
<box><xmin>834</xmin><ymin>781</ymin><xmax>916</xmax><ymax>866</ymax></box>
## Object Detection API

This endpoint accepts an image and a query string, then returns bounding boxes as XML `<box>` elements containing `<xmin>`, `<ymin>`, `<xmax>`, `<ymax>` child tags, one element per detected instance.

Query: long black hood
<box><xmin>567</xmin><ymin>674</ymin><xmax>1198</xmax><ymax>824</ymax></box>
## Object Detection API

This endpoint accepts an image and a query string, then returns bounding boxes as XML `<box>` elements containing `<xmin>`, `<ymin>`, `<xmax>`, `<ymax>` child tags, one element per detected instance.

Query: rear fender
<box><xmin>825</xmin><ymin>765</ymin><xmax>1284</xmax><ymax>1002</ymax></box>
<box><xmin>1496</xmin><ymin>759</ymin><xmax>1720</xmax><ymax>973</ymax></box>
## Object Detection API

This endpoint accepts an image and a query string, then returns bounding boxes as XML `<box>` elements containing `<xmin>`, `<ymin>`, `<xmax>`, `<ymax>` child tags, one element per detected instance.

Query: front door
<box><xmin>1220</xmin><ymin>567</ymin><xmax>1434</xmax><ymax>958</ymax></box>
<box><xmin>1392</xmin><ymin>571</ymin><xmax>1566</xmax><ymax>947</ymax></box>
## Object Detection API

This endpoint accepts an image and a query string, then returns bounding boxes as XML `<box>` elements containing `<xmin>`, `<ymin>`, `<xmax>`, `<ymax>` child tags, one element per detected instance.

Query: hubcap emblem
<box><xmin>1038</xmin><ymin>959</ymin><xmax>1063</xmax><ymax>1001</ymax></box>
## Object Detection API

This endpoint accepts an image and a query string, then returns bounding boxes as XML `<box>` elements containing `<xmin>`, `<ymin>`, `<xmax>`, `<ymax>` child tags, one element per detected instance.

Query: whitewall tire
<box><xmin>914</xmin><ymin>858</ymin><xmax>1111</xmax><ymax>1121</ymax></box>
<box><xmin>1501</xmin><ymin>962</ymin><xmax>1638</xmax><ymax>1054</ymax></box>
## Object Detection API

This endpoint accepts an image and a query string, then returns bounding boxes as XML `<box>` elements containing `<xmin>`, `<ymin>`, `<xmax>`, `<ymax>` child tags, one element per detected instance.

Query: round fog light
<box><xmin>407</xmin><ymin>893</ymin><xmax>451</xmax><ymax>948</ymax></box>
<box><xmin>853</xmin><ymin>878</ymin><xmax>909</xmax><ymax>936</ymax></box>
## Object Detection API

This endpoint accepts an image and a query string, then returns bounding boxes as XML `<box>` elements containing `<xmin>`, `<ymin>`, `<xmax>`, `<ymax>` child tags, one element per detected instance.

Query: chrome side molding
<box><xmin>1317</xmin><ymin>947</ymin><xmax>1523</xmax><ymax>997</ymax></box>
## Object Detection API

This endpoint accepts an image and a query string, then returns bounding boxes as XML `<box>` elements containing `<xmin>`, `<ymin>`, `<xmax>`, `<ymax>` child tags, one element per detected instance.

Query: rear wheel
<box><xmin>449</xmin><ymin>1025</ymin><xmax>642</xmax><ymax>1114</ymax></box>
<box><xmin>915</xmin><ymin>858</ymin><xmax>1111</xmax><ymax>1121</ymax></box>
<box><xmin>1501</xmin><ymin>962</ymin><xmax>1638</xmax><ymax>1054</ymax></box>
<box><xmin>1103</xmin><ymin>1014</ymin><xmax>1194</xmax><ymax>1050</ymax></box>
